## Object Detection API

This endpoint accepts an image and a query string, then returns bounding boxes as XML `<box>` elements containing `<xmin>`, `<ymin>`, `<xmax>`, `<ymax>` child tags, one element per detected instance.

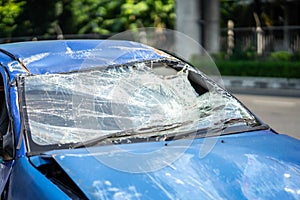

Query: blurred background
<box><xmin>0</xmin><ymin>0</ymin><xmax>299</xmax><ymax>139</ymax></box>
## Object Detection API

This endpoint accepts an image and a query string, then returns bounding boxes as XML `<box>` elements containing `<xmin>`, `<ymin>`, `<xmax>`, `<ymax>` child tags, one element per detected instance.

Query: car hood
<box><xmin>41</xmin><ymin>130</ymin><xmax>300</xmax><ymax>199</ymax></box>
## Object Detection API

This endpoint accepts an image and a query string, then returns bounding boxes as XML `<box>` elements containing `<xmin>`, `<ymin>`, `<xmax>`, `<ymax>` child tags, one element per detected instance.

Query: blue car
<box><xmin>0</xmin><ymin>39</ymin><xmax>299</xmax><ymax>199</ymax></box>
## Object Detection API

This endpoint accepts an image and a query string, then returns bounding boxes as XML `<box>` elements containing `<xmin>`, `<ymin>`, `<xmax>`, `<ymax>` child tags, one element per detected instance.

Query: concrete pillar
<box><xmin>227</xmin><ymin>20</ymin><xmax>234</xmax><ymax>55</ymax></box>
<box><xmin>175</xmin><ymin>0</ymin><xmax>202</xmax><ymax>60</ymax></box>
<box><xmin>256</xmin><ymin>26</ymin><xmax>263</xmax><ymax>56</ymax></box>
<box><xmin>203</xmin><ymin>0</ymin><xmax>220</xmax><ymax>54</ymax></box>
<box><xmin>253</xmin><ymin>12</ymin><xmax>263</xmax><ymax>55</ymax></box>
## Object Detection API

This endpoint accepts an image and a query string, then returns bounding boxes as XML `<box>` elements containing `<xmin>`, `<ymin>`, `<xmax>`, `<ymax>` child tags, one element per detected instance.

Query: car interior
<box><xmin>0</xmin><ymin>75</ymin><xmax>13</xmax><ymax>161</ymax></box>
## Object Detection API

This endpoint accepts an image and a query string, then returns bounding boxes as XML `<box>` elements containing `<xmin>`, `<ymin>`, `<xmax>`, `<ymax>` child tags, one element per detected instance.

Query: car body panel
<box><xmin>6</xmin><ymin>157</ymin><xmax>70</xmax><ymax>200</ymax></box>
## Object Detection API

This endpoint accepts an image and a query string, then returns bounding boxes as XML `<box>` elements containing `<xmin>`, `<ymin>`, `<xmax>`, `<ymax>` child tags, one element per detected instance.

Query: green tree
<box><xmin>14</xmin><ymin>0</ymin><xmax>60</xmax><ymax>37</ymax></box>
<box><xmin>58</xmin><ymin>0</ymin><xmax>175</xmax><ymax>35</ymax></box>
<box><xmin>220</xmin><ymin>0</ymin><xmax>293</xmax><ymax>28</ymax></box>
<box><xmin>120</xmin><ymin>0</ymin><xmax>175</xmax><ymax>30</ymax></box>
<box><xmin>63</xmin><ymin>0</ymin><xmax>125</xmax><ymax>35</ymax></box>
<box><xmin>1</xmin><ymin>0</ymin><xmax>175</xmax><ymax>38</ymax></box>
<box><xmin>0</xmin><ymin>0</ymin><xmax>25</xmax><ymax>37</ymax></box>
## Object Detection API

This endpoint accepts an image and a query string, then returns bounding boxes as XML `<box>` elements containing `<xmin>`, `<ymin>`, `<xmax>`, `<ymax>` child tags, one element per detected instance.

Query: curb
<box><xmin>222</xmin><ymin>76</ymin><xmax>300</xmax><ymax>97</ymax></box>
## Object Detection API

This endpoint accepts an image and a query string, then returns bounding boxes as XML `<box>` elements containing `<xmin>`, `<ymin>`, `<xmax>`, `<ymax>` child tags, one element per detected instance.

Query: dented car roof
<box><xmin>0</xmin><ymin>40</ymin><xmax>171</xmax><ymax>79</ymax></box>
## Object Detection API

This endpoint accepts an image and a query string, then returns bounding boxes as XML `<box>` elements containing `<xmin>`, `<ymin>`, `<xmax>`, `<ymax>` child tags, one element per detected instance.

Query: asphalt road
<box><xmin>234</xmin><ymin>93</ymin><xmax>300</xmax><ymax>140</ymax></box>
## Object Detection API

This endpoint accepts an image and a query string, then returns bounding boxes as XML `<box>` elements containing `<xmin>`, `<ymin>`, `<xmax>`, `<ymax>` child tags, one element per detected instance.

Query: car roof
<box><xmin>0</xmin><ymin>39</ymin><xmax>172</xmax><ymax>80</ymax></box>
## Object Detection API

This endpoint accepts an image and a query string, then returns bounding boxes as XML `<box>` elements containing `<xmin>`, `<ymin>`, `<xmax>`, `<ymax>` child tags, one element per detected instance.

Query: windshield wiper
<box><xmin>72</xmin><ymin>118</ymin><xmax>262</xmax><ymax>149</ymax></box>
<box><xmin>221</xmin><ymin>117</ymin><xmax>260</xmax><ymax>126</ymax></box>
<box><xmin>73</xmin><ymin>121</ymin><xmax>193</xmax><ymax>148</ymax></box>
<box><xmin>164</xmin><ymin>118</ymin><xmax>266</xmax><ymax>141</ymax></box>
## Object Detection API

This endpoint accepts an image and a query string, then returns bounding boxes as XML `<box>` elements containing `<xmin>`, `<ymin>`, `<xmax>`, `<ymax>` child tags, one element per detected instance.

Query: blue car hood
<box><xmin>42</xmin><ymin>130</ymin><xmax>300</xmax><ymax>199</ymax></box>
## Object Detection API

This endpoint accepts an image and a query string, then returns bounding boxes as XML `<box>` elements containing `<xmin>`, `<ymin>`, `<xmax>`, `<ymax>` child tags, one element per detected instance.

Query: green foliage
<box><xmin>269</xmin><ymin>51</ymin><xmax>292</xmax><ymax>61</ymax></box>
<box><xmin>66</xmin><ymin>0</ymin><xmax>123</xmax><ymax>35</ymax></box>
<box><xmin>194</xmin><ymin>50</ymin><xmax>300</xmax><ymax>78</ymax></box>
<box><xmin>213</xmin><ymin>60</ymin><xmax>300</xmax><ymax>78</ymax></box>
<box><xmin>62</xmin><ymin>0</ymin><xmax>175</xmax><ymax>35</ymax></box>
<box><xmin>0</xmin><ymin>0</ymin><xmax>175</xmax><ymax>38</ymax></box>
<box><xmin>291</xmin><ymin>51</ymin><xmax>300</xmax><ymax>61</ymax></box>
<box><xmin>13</xmin><ymin>0</ymin><xmax>60</xmax><ymax>37</ymax></box>
<box><xmin>230</xmin><ymin>48</ymin><xmax>257</xmax><ymax>61</ymax></box>
<box><xmin>211</xmin><ymin>48</ymin><xmax>258</xmax><ymax>61</ymax></box>
<box><xmin>0</xmin><ymin>0</ymin><xmax>25</xmax><ymax>37</ymax></box>
<box><xmin>220</xmin><ymin>0</ymin><xmax>236</xmax><ymax>28</ymax></box>
<box><xmin>220</xmin><ymin>0</ymin><xmax>289</xmax><ymax>28</ymax></box>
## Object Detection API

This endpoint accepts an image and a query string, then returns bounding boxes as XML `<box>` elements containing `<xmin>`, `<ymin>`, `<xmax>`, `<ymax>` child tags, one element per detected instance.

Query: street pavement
<box><xmin>220</xmin><ymin>75</ymin><xmax>300</xmax><ymax>143</ymax></box>
<box><xmin>222</xmin><ymin>76</ymin><xmax>300</xmax><ymax>97</ymax></box>
<box><xmin>234</xmin><ymin>93</ymin><xmax>300</xmax><ymax>140</ymax></box>
<box><xmin>220</xmin><ymin>75</ymin><xmax>300</xmax><ymax>140</ymax></box>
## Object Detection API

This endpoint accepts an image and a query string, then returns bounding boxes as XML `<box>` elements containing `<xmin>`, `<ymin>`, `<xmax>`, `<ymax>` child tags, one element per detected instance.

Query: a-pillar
<box><xmin>175</xmin><ymin>0</ymin><xmax>202</xmax><ymax>60</ymax></box>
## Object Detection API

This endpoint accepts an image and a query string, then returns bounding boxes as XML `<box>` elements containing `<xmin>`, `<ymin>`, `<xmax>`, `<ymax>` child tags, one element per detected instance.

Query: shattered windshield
<box><xmin>21</xmin><ymin>60</ymin><xmax>258</xmax><ymax>147</ymax></box>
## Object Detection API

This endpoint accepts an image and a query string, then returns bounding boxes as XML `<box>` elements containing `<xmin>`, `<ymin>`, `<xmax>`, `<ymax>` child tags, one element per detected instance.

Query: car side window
<box><xmin>0</xmin><ymin>86</ymin><xmax>8</xmax><ymax>136</ymax></box>
<box><xmin>0</xmin><ymin>76</ymin><xmax>13</xmax><ymax>161</ymax></box>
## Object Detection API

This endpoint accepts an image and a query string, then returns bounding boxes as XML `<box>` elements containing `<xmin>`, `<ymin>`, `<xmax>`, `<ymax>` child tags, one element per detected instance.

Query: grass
<box><xmin>213</xmin><ymin>60</ymin><xmax>300</xmax><ymax>78</ymax></box>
